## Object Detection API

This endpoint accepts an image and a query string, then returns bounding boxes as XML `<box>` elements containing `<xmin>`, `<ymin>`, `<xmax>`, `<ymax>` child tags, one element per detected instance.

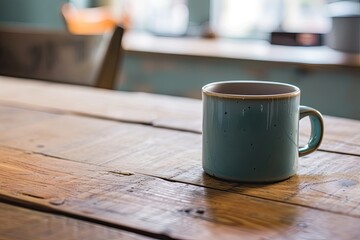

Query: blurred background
<box><xmin>0</xmin><ymin>0</ymin><xmax>359</xmax><ymax>119</ymax></box>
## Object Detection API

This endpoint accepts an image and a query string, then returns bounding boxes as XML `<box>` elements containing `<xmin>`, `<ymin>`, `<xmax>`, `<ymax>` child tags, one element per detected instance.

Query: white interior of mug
<box><xmin>203</xmin><ymin>81</ymin><xmax>300</xmax><ymax>99</ymax></box>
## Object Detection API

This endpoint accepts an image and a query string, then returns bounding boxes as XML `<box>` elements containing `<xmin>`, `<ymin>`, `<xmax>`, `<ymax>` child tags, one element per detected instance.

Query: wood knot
<box><xmin>339</xmin><ymin>179</ymin><xmax>358</xmax><ymax>187</ymax></box>
<box><xmin>49</xmin><ymin>198</ymin><xmax>66</xmax><ymax>206</ymax></box>
<box><xmin>196</xmin><ymin>209</ymin><xmax>205</xmax><ymax>214</ymax></box>
<box><xmin>297</xmin><ymin>222</ymin><xmax>308</xmax><ymax>228</ymax></box>
<box><xmin>22</xmin><ymin>192</ymin><xmax>45</xmax><ymax>199</ymax></box>
<box><xmin>179</xmin><ymin>208</ymin><xmax>205</xmax><ymax>215</ymax></box>
<box><xmin>108</xmin><ymin>170</ymin><xmax>134</xmax><ymax>176</ymax></box>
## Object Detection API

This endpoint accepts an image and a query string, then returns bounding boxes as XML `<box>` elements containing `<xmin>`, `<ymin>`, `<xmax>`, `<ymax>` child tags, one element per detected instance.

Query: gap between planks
<box><xmin>0</xmin><ymin>100</ymin><xmax>201</xmax><ymax>134</ymax></box>
<box><xmin>0</xmin><ymin>198</ymin><xmax>175</xmax><ymax>240</ymax></box>
<box><xmin>0</xmin><ymin>202</ymin><xmax>155</xmax><ymax>240</ymax></box>
<box><xmin>2</xmin><ymin>144</ymin><xmax>360</xmax><ymax>220</ymax></box>
<box><xmin>0</xmin><ymin>101</ymin><xmax>358</xmax><ymax>157</ymax></box>
<box><xmin>317</xmin><ymin>149</ymin><xmax>360</xmax><ymax>158</ymax></box>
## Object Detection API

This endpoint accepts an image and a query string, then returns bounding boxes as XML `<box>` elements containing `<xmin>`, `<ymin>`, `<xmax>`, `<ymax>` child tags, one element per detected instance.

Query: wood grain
<box><xmin>0</xmin><ymin>107</ymin><xmax>359</xmax><ymax>218</ymax></box>
<box><xmin>0</xmin><ymin>202</ymin><xmax>151</xmax><ymax>240</ymax></box>
<box><xmin>0</xmin><ymin>106</ymin><xmax>57</xmax><ymax>132</ymax></box>
<box><xmin>1</xmin><ymin>76</ymin><xmax>358</xmax><ymax>155</ymax></box>
<box><xmin>1</xmin><ymin>146</ymin><xmax>360</xmax><ymax>240</ymax></box>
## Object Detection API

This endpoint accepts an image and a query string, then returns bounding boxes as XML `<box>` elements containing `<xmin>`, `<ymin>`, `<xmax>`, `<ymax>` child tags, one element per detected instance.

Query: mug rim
<box><xmin>202</xmin><ymin>80</ymin><xmax>300</xmax><ymax>99</ymax></box>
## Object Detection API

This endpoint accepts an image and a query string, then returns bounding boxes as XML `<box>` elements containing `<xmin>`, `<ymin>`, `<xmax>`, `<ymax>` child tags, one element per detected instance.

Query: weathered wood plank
<box><xmin>0</xmin><ymin>202</ymin><xmax>152</xmax><ymax>240</ymax></box>
<box><xmin>0</xmin><ymin>76</ymin><xmax>202</xmax><ymax>132</ymax></box>
<box><xmin>231</xmin><ymin>151</ymin><xmax>360</xmax><ymax>215</ymax></box>
<box><xmin>0</xmin><ymin>106</ymin><xmax>57</xmax><ymax>132</ymax></box>
<box><xmin>0</xmin><ymin>76</ymin><xmax>358</xmax><ymax>155</ymax></box>
<box><xmin>0</xmin><ymin>108</ymin><xmax>360</xmax><ymax>217</ymax></box>
<box><xmin>1</xmin><ymin>146</ymin><xmax>360</xmax><ymax>240</ymax></box>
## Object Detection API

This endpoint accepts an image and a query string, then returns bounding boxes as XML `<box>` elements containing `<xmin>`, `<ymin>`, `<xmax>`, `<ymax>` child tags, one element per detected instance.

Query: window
<box><xmin>211</xmin><ymin>0</ymin><xmax>330</xmax><ymax>39</ymax></box>
<box><xmin>110</xmin><ymin>0</ymin><xmax>189</xmax><ymax>36</ymax></box>
<box><xmin>109</xmin><ymin>0</ymin><xmax>330</xmax><ymax>39</ymax></box>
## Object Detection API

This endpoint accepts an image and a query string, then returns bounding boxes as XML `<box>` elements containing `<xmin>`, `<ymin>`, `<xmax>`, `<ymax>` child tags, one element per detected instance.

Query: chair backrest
<box><xmin>0</xmin><ymin>25</ymin><xmax>124</xmax><ymax>89</ymax></box>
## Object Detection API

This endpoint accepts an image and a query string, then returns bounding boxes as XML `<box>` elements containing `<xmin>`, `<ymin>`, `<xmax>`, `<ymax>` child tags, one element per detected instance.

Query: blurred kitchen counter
<box><xmin>119</xmin><ymin>31</ymin><xmax>360</xmax><ymax>120</ymax></box>
<box><xmin>123</xmin><ymin>31</ymin><xmax>359</xmax><ymax>67</ymax></box>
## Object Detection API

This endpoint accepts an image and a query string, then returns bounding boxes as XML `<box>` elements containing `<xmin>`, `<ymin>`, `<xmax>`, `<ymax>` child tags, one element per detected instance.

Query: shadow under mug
<box><xmin>202</xmin><ymin>81</ymin><xmax>324</xmax><ymax>182</ymax></box>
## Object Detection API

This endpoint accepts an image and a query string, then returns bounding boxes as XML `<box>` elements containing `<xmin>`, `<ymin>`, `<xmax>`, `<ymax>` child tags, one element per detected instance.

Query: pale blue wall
<box><xmin>0</xmin><ymin>0</ymin><xmax>67</xmax><ymax>29</ymax></box>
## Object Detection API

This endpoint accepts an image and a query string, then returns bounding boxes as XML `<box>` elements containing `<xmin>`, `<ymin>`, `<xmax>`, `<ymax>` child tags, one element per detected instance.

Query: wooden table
<box><xmin>0</xmin><ymin>76</ymin><xmax>359</xmax><ymax>240</ymax></box>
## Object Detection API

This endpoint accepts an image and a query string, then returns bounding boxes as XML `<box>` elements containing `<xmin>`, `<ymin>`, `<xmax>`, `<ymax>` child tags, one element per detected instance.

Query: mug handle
<box><xmin>299</xmin><ymin>106</ymin><xmax>324</xmax><ymax>157</ymax></box>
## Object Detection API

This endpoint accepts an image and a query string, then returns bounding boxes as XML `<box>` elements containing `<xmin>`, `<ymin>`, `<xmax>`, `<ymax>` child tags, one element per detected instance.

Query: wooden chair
<box><xmin>0</xmin><ymin>25</ymin><xmax>124</xmax><ymax>89</ymax></box>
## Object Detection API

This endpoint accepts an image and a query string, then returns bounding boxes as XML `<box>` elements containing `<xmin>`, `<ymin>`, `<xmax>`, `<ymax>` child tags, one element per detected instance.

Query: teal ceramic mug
<box><xmin>202</xmin><ymin>81</ymin><xmax>324</xmax><ymax>182</ymax></box>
